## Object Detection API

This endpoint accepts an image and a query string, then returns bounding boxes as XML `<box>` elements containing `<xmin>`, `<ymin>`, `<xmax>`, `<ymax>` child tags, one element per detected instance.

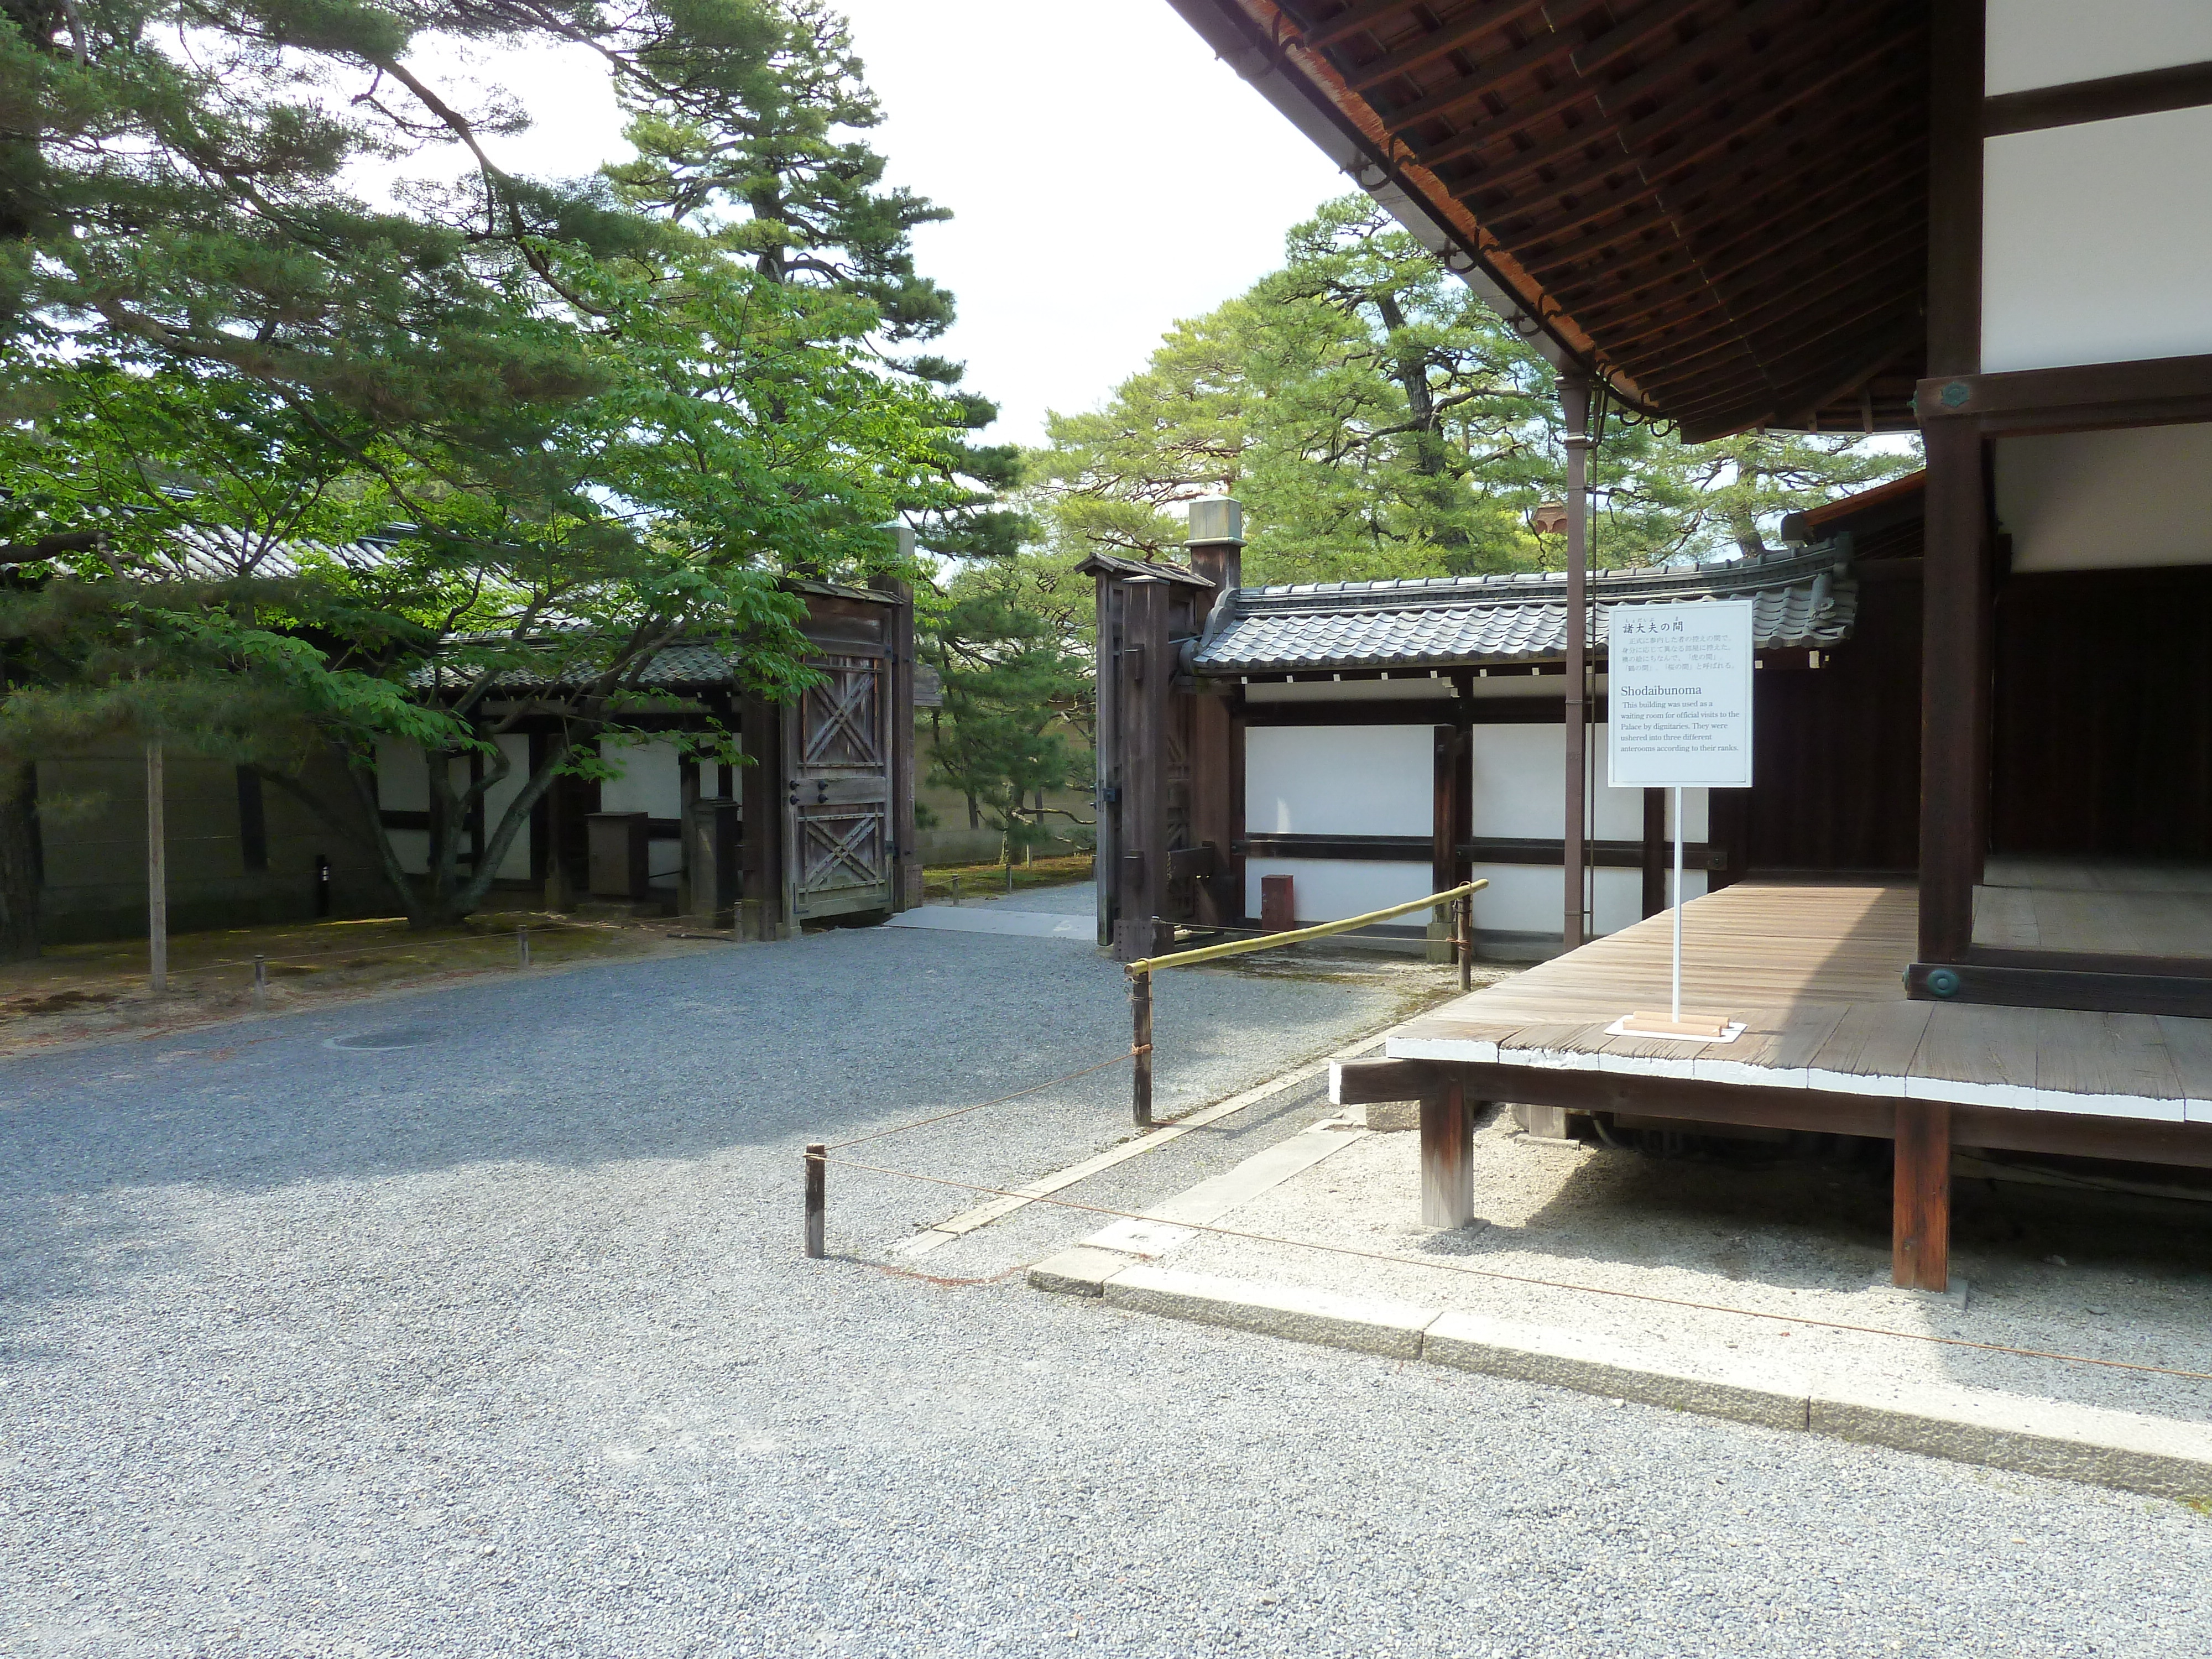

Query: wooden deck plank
<box><xmin>1693</xmin><ymin>1001</ymin><xmax>1850</xmax><ymax>1088</ymax></box>
<box><xmin>1803</xmin><ymin>1000</ymin><xmax>1932</xmax><ymax>1095</ymax></box>
<box><xmin>2156</xmin><ymin>1015</ymin><xmax>2212</xmax><ymax>1124</ymax></box>
<box><xmin>1907</xmin><ymin>1004</ymin><xmax>2040</xmax><ymax>1108</ymax></box>
<box><xmin>2034</xmin><ymin>1011</ymin><xmax>2182</xmax><ymax>1108</ymax></box>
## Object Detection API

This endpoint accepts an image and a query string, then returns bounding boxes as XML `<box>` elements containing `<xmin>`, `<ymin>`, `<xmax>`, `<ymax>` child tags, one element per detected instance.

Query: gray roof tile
<box><xmin>1191</xmin><ymin>546</ymin><xmax>1854</xmax><ymax>675</ymax></box>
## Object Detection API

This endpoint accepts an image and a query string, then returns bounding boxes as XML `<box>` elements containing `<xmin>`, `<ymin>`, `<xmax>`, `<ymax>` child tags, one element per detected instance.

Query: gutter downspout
<box><xmin>1561</xmin><ymin>372</ymin><xmax>1592</xmax><ymax>953</ymax></box>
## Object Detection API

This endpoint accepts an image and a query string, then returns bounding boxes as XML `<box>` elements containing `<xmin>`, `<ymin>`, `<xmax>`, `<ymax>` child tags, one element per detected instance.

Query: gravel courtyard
<box><xmin>2</xmin><ymin>906</ymin><xmax>2206</xmax><ymax>1657</ymax></box>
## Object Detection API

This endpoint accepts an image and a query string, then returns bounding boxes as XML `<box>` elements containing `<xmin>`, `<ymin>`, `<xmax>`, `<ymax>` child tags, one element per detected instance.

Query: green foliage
<box><xmin>0</xmin><ymin>1</ymin><xmax>978</xmax><ymax>941</ymax></box>
<box><xmin>1031</xmin><ymin>195</ymin><xmax>1922</xmax><ymax>583</ymax></box>
<box><xmin>920</xmin><ymin>548</ymin><xmax>1094</xmax><ymax>853</ymax></box>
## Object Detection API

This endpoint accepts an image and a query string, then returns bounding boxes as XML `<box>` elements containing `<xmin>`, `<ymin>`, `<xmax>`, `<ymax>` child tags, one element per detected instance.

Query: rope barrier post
<box><xmin>1005</xmin><ymin>862</ymin><xmax>1013</xmax><ymax>897</ymax></box>
<box><xmin>252</xmin><ymin>953</ymin><xmax>267</xmax><ymax>1009</ymax></box>
<box><xmin>1457</xmin><ymin>895</ymin><xmax>1473</xmax><ymax>992</ymax></box>
<box><xmin>1130</xmin><ymin>967</ymin><xmax>1154</xmax><ymax>1128</ymax></box>
<box><xmin>804</xmin><ymin>1143</ymin><xmax>827</xmax><ymax>1258</ymax></box>
<box><xmin>517</xmin><ymin>925</ymin><xmax>531</xmax><ymax>970</ymax></box>
<box><xmin>951</xmin><ymin>875</ymin><xmax>961</xmax><ymax>907</ymax></box>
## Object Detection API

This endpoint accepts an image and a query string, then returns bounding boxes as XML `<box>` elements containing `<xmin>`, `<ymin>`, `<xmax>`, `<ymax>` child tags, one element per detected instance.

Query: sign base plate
<box><xmin>1605</xmin><ymin>1011</ymin><xmax>1745</xmax><ymax>1045</ymax></box>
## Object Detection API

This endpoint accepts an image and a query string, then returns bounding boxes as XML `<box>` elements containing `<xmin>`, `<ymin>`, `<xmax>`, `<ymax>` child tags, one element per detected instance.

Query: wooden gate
<box><xmin>786</xmin><ymin>651</ymin><xmax>894</xmax><ymax>921</ymax></box>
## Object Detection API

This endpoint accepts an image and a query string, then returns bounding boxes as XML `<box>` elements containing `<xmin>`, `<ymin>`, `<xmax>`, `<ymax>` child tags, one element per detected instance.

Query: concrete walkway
<box><xmin>886</xmin><ymin>877</ymin><xmax>1099</xmax><ymax>940</ymax></box>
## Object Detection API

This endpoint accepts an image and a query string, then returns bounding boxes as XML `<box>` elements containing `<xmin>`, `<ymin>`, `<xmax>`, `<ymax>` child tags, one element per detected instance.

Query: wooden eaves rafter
<box><xmin>1165</xmin><ymin>0</ymin><xmax>1930</xmax><ymax>440</ymax></box>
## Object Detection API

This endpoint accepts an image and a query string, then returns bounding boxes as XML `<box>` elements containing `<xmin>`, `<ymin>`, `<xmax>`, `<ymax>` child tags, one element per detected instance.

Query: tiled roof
<box><xmin>1190</xmin><ymin>545</ymin><xmax>1854</xmax><ymax>675</ymax></box>
<box><xmin>416</xmin><ymin>639</ymin><xmax>742</xmax><ymax>693</ymax></box>
<box><xmin>1074</xmin><ymin>550</ymin><xmax>1218</xmax><ymax>589</ymax></box>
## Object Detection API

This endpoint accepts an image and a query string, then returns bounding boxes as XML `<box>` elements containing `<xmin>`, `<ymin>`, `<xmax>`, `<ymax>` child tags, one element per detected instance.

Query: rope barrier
<box><xmin>819</xmin><ymin>1156</ymin><xmax>2212</xmax><ymax>1386</ymax></box>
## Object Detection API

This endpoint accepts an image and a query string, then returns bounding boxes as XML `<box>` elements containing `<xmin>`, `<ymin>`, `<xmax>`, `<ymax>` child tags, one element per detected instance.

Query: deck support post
<box><xmin>1419</xmin><ymin>1079</ymin><xmax>1474</xmax><ymax>1229</ymax></box>
<box><xmin>1892</xmin><ymin>1100</ymin><xmax>1952</xmax><ymax>1291</ymax></box>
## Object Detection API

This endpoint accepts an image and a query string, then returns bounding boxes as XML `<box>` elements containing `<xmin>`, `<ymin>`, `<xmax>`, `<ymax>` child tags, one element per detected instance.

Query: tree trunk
<box><xmin>0</xmin><ymin>761</ymin><xmax>39</xmax><ymax>962</ymax></box>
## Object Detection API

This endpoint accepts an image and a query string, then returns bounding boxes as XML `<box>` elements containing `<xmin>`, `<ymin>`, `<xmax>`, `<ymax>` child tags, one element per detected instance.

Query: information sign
<box><xmin>1606</xmin><ymin>600</ymin><xmax>1755</xmax><ymax>790</ymax></box>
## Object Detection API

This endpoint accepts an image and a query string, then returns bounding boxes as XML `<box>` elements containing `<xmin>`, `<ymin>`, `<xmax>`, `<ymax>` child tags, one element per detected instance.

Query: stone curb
<box><xmin>1029</xmin><ymin>1258</ymin><xmax>2212</xmax><ymax>1505</ymax></box>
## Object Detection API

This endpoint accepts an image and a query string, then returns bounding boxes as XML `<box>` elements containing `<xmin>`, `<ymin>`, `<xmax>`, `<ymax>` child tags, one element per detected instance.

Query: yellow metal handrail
<box><xmin>1121</xmin><ymin>879</ymin><xmax>1487</xmax><ymax>1128</ymax></box>
<box><xmin>1123</xmin><ymin>880</ymin><xmax>1487</xmax><ymax>976</ymax></box>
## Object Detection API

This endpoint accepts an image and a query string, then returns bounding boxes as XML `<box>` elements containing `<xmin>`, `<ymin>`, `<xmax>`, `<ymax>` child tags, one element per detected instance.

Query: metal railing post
<box><xmin>804</xmin><ymin>1143</ymin><xmax>827</xmax><ymax>1258</ymax></box>
<box><xmin>1130</xmin><ymin>968</ymin><xmax>1154</xmax><ymax>1128</ymax></box>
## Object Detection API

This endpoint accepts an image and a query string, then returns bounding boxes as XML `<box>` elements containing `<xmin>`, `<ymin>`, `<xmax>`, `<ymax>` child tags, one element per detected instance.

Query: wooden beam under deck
<box><xmin>1363</xmin><ymin>881</ymin><xmax>2212</xmax><ymax>1292</ymax></box>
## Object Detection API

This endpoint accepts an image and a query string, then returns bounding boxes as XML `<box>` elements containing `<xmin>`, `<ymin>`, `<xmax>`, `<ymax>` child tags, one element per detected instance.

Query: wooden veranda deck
<box><xmin>1336</xmin><ymin>881</ymin><xmax>2212</xmax><ymax>1290</ymax></box>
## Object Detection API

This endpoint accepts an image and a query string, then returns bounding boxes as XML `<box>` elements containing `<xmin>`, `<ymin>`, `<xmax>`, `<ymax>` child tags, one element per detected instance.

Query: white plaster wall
<box><xmin>1243</xmin><ymin>859</ymin><xmax>1433</xmax><ymax>925</ymax></box>
<box><xmin>598</xmin><ymin>737</ymin><xmax>684</xmax><ymax>818</ymax></box>
<box><xmin>1996</xmin><ymin>424</ymin><xmax>2212</xmax><ymax>571</ymax></box>
<box><xmin>1985</xmin><ymin>1</ymin><xmax>2212</xmax><ymax>95</ymax></box>
<box><xmin>1469</xmin><ymin>863</ymin><xmax>1708</xmax><ymax>938</ymax></box>
<box><xmin>1244</xmin><ymin>724</ymin><xmax>1432</xmax><ymax>836</ymax></box>
<box><xmin>375</xmin><ymin>737</ymin><xmax>431</xmax><ymax>812</ymax></box>
<box><xmin>480</xmin><ymin>733</ymin><xmax>533</xmax><ymax>881</ymax></box>
<box><xmin>1984</xmin><ymin>107</ymin><xmax>2212</xmax><ymax>373</ymax></box>
<box><xmin>1469</xmin><ymin>724</ymin><xmax>1707</xmax><ymax>843</ymax></box>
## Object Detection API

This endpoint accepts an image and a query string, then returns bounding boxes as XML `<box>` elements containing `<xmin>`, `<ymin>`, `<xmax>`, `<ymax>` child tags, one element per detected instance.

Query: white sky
<box><xmin>415</xmin><ymin>3</ymin><xmax>1349</xmax><ymax>449</ymax></box>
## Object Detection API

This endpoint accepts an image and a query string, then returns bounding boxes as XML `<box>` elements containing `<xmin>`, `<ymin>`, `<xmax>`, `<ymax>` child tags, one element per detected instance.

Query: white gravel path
<box><xmin>1</xmin><ymin>917</ymin><xmax>2206</xmax><ymax>1657</ymax></box>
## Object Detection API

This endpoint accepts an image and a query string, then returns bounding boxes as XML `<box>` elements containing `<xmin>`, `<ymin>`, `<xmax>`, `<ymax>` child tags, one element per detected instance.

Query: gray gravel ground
<box><xmin>2</xmin><ymin>915</ymin><xmax>2207</xmax><ymax>1658</ymax></box>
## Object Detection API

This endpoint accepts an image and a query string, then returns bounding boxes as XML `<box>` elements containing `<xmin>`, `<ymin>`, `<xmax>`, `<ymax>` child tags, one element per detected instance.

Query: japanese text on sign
<box><xmin>1606</xmin><ymin>599</ymin><xmax>1755</xmax><ymax>789</ymax></box>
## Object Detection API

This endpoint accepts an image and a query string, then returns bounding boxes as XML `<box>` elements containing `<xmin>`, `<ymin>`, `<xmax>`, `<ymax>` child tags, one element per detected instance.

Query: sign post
<box><xmin>1605</xmin><ymin>601</ymin><xmax>1754</xmax><ymax>1042</ymax></box>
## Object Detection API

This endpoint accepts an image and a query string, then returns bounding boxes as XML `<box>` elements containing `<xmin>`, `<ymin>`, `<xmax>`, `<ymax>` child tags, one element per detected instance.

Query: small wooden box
<box><xmin>1260</xmin><ymin>873</ymin><xmax>1295</xmax><ymax>933</ymax></box>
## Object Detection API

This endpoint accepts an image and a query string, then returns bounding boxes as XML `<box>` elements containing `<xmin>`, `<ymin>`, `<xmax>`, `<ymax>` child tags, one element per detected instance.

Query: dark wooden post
<box><xmin>1917</xmin><ymin>0</ymin><xmax>1988</xmax><ymax>966</ymax></box>
<box><xmin>676</xmin><ymin>756</ymin><xmax>700</xmax><ymax>917</ymax></box>
<box><xmin>1186</xmin><ymin>499</ymin><xmax>1241</xmax><ymax>928</ymax></box>
<box><xmin>1130</xmin><ymin>968</ymin><xmax>1154</xmax><ymax>1127</ymax></box>
<box><xmin>874</xmin><ymin>555</ymin><xmax>921</xmax><ymax>914</ymax></box>
<box><xmin>739</xmin><ymin>690</ymin><xmax>790</xmax><ymax>941</ymax></box>
<box><xmin>1641</xmin><ymin>789</ymin><xmax>1668</xmax><ymax>919</ymax></box>
<box><xmin>1431</xmin><ymin>725</ymin><xmax>1465</xmax><ymax>962</ymax></box>
<box><xmin>1113</xmin><ymin>577</ymin><xmax>1170</xmax><ymax>961</ymax></box>
<box><xmin>1892</xmin><ymin>1102</ymin><xmax>1951</xmax><ymax>1291</ymax></box>
<box><xmin>1420</xmin><ymin>1078</ymin><xmax>1473</xmax><ymax>1229</ymax></box>
<box><xmin>1457</xmin><ymin>895</ymin><xmax>1473</xmax><ymax>992</ymax></box>
<box><xmin>1560</xmin><ymin>372</ymin><xmax>1592</xmax><ymax>953</ymax></box>
<box><xmin>804</xmin><ymin>1143</ymin><xmax>826</xmax><ymax>1259</ymax></box>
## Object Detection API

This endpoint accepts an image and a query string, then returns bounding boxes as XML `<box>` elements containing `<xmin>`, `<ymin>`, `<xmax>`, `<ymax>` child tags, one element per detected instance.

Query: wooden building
<box><xmin>1089</xmin><ymin>502</ymin><xmax>1888</xmax><ymax>958</ymax></box>
<box><xmin>33</xmin><ymin>526</ymin><xmax>919</xmax><ymax>943</ymax></box>
<box><xmin>1165</xmin><ymin>0</ymin><xmax>2212</xmax><ymax>1290</ymax></box>
<box><xmin>374</xmin><ymin>578</ymin><xmax>922</xmax><ymax>937</ymax></box>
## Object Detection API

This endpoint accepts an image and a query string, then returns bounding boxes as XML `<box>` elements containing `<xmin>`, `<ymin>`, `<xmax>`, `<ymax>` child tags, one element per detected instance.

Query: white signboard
<box><xmin>1606</xmin><ymin>601</ymin><xmax>1755</xmax><ymax>790</ymax></box>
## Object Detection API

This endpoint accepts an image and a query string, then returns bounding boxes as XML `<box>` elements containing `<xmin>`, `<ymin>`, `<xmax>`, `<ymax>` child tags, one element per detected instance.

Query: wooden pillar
<box><xmin>1640</xmin><ymin>788</ymin><xmax>1667</xmax><ymax>919</ymax></box>
<box><xmin>1420</xmin><ymin>1079</ymin><xmax>1474</xmax><ymax>1229</ymax></box>
<box><xmin>1918</xmin><ymin>420</ymin><xmax>1991</xmax><ymax>962</ymax></box>
<box><xmin>144</xmin><ymin>742</ymin><xmax>166</xmax><ymax>992</ymax></box>
<box><xmin>1113</xmin><ymin>576</ymin><xmax>1170</xmax><ymax>960</ymax></box>
<box><xmin>739</xmin><ymin>690</ymin><xmax>791</xmax><ymax>941</ymax></box>
<box><xmin>1918</xmin><ymin>0</ymin><xmax>1988</xmax><ymax>964</ymax></box>
<box><xmin>1430</xmin><ymin>724</ymin><xmax>1465</xmax><ymax>961</ymax></box>
<box><xmin>677</xmin><ymin>756</ymin><xmax>700</xmax><ymax>916</ymax></box>
<box><xmin>1892</xmin><ymin>1100</ymin><xmax>1952</xmax><ymax>1291</ymax></box>
<box><xmin>1560</xmin><ymin>372</ymin><xmax>1592</xmax><ymax>952</ymax></box>
<box><xmin>874</xmin><ymin>565</ymin><xmax>921</xmax><ymax>914</ymax></box>
<box><xmin>1186</xmin><ymin>497</ymin><xmax>1243</xmax><ymax>930</ymax></box>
